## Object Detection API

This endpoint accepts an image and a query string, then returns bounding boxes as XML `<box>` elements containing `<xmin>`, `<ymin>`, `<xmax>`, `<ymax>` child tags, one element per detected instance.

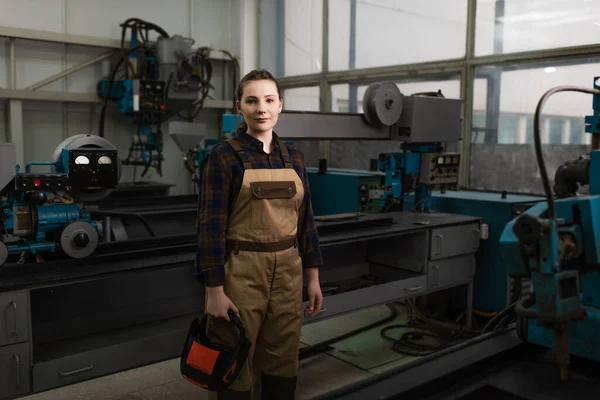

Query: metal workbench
<box><xmin>0</xmin><ymin>211</ymin><xmax>482</xmax><ymax>399</ymax></box>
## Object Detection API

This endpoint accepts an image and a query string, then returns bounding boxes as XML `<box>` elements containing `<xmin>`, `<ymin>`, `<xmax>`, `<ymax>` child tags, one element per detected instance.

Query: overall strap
<box><xmin>279</xmin><ymin>141</ymin><xmax>293</xmax><ymax>169</ymax></box>
<box><xmin>226</xmin><ymin>139</ymin><xmax>253</xmax><ymax>170</ymax></box>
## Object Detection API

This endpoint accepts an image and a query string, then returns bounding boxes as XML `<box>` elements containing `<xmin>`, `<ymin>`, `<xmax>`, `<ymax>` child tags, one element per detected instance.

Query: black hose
<box><xmin>533</xmin><ymin>86</ymin><xmax>600</xmax><ymax>219</ymax></box>
<box><xmin>310</xmin><ymin>328</ymin><xmax>516</xmax><ymax>400</ymax></box>
<box><xmin>90</xmin><ymin>210</ymin><xmax>156</xmax><ymax>237</ymax></box>
<box><xmin>298</xmin><ymin>304</ymin><xmax>399</xmax><ymax>360</ymax></box>
<box><xmin>481</xmin><ymin>301</ymin><xmax>517</xmax><ymax>334</ymax></box>
<box><xmin>515</xmin><ymin>294</ymin><xmax>537</xmax><ymax>319</ymax></box>
<box><xmin>98</xmin><ymin>45</ymin><xmax>141</xmax><ymax>138</ymax></box>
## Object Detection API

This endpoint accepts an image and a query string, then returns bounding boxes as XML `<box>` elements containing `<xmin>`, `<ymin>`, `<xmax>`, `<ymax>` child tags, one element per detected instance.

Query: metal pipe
<box><xmin>348</xmin><ymin>0</ymin><xmax>357</xmax><ymax>113</ymax></box>
<box><xmin>24</xmin><ymin>51</ymin><xmax>113</xmax><ymax>91</ymax></box>
<box><xmin>9</xmin><ymin>38</ymin><xmax>16</xmax><ymax>89</ymax></box>
<box><xmin>553</xmin><ymin>156</ymin><xmax>590</xmax><ymax>198</ymax></box>
<box><xmin>458</xmin><ymin>0</ymin><xmax>477</xmax><ymax>187</ymax></box>
<box><xmin>103</xmin><ymin>217</ymin><xmax>112</xmax><ymax>243</ymax></box>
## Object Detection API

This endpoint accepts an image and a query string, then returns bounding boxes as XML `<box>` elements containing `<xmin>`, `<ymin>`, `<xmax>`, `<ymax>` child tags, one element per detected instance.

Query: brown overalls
<box><xmin>206</xmin><ymin>139</ymin><xmax>305</xmax><ymax>400</ymax></box>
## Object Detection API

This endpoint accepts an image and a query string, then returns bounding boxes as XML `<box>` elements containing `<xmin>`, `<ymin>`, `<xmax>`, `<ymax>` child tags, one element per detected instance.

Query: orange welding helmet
<box><xmin>180</xmin><ymin>311</ymin><xmax>251</xmax><ymax>391</ymax></box>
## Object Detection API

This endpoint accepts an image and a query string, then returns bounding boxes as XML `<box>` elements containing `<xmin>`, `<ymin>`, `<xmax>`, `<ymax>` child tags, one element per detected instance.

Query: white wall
<box><xmin>0</xmin><ymin>0</ymin><xmax>258</xmax><ymax>195</ymax></box>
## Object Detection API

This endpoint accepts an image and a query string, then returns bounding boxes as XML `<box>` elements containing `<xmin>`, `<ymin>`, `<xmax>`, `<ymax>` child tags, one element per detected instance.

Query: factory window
<box><xmin>498</xmin><ymin>114</ymin><xmax>519</xmax><ymax>144</ymax></box>
<box><xmin>283</xmin><ymin>0</ymin><xmax>323</xmax><ymax>76</ymax></box>
<box><xmin>472</xmin><ymin>111</ymin><xmax>487</xmax><ymax>144</ymax></box>
<box><xmin>475</xmin><ymin>0</ymin><xmax>600</xmax><ymax>56</ymax></box>
<box><xmin>283</xmin><ymin>87</ymin><xmax>320</xmax><ymax>111</ymax></box>
<box><xmin>570</xmin><ymin>117</ymin><xmax>586</xmax><ymax>145</ymax></box>
<box><xmin>524</xmin><ymin>116</ymin><xmax>534</xmax><ymax>144</ymax></box>
<box><xmin>469</xmin><ymin>58</ymin><xmax>600</xmax><ymax>194</ymax></box>
<box><xmin>548</xmin><ymin>119</ymin><xmax>565</xmax><ymax>144</ymax></box>
<box><xmin>328</xmin><ymin>0</ymin><xmax>468</xmax><ymax>71</ymax></box>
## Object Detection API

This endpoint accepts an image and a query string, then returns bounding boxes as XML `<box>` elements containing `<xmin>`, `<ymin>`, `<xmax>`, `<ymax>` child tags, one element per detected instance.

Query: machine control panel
<box><xmin>358</xmin><ymin>176</ymin><xmax>385</xmax><ymax>213</ymax></box>
<box><xmin>134</xmin><ymin>80</ymin><xmax>166</xmax><ymax>114</ymax></box>
<box><xmin>68</xmin><ymin>149</ymin><xmax>119</xmax><ymax>190</ymax></box>
<box><xmin>420</xmin><ymin>152</ymin><xmax>460</xmax><ymax>185</ymax></box>
<box><xmin>15</xmin><ymin>174</ymin><xmax>68</xmax><ymax>192</ymax></box>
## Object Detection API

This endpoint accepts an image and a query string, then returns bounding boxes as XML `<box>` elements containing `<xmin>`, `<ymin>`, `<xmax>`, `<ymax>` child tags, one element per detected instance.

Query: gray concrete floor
<box><xmin>18</xmin><ymin>353</ymin><xmax>373</xmax><ymax>400</ymax></box>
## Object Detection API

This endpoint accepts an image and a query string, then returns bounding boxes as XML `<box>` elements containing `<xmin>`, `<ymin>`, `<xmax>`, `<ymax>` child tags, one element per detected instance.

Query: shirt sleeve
<box><xmin>296</xmin><ymin>152</ymin><xmax>323</xmax><ymax>269</ymax></box>
<box><xmin>195</xmin><ymin>148</ymin><xmax>230</xmax><ymax>286</ymax></box>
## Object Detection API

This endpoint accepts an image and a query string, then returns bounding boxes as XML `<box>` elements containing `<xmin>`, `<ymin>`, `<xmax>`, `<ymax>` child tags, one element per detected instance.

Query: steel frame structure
<box><xmin>273</xmin><ymin>0</ymin><xmax>600</xmax><ymax>187</ymax></box>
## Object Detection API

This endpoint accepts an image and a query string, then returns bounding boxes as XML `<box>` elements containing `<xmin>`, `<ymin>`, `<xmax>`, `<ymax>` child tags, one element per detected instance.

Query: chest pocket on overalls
<box><xmin>250</xmin><ymin>181</ymin><xmax>297</xmax><ymax>236</ymax></box>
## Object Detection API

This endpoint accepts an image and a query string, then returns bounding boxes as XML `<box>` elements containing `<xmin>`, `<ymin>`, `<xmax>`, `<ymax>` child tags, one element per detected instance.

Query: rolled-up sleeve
<box><xmin>195</xmin><ymin>148</ymin><xmax>230</xmax><ymax>287</ymax></box>
<box><xmin>296</xmin><ymin>152</ymin><xmax>323</xmax><ymax>270</ymax></box>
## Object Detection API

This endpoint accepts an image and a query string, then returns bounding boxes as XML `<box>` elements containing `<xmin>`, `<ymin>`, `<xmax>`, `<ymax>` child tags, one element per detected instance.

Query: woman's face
<box><xmin>238</xmin><ymin>79</ymin><xmax>283</xmax><ymax>134</ymax></box>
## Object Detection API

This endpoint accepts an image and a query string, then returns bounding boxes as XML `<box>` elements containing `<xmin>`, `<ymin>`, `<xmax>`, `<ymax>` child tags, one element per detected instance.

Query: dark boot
<box><xmin>261</xmin><ymin>373</ymin><xmax>297</xmax><ymax>400</ymax></box>
<box><xmin>216</xmin><ymin>389</ymin><xmax>252</xmax><ymax>400</ymax></box>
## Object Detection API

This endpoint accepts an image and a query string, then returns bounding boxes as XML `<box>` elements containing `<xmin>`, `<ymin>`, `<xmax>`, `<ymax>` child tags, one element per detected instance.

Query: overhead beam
<box><xmin>0</xmin><ymin>25</ymin><xmax>235</xmax><ymax>61</ymax></box>
<box><xmin>0</xmin><ymin>25</ymin><xmax>124</xmax><ymax>49</ymax></box>
<box><xmin>0</xmin><ymin>89</ymin><xmax>233</xmax><ymax>109</ymax></box>
<box><xmin>468</xmin><ymin>43</ymin><xmax>600</xmax><ymax>67</ymax></box>
<box><xmin>278</xmin><ymin>59</ymin><xmax>464</xmax><ymax>88</ymax></box>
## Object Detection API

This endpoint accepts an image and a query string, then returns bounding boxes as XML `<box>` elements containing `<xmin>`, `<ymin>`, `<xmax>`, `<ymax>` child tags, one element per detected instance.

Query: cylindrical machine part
<box><xmin>553</xmin><ymin>156</ymin><xmax>590</xmax><ymax>198</ymax></box>
<box><xmin>103</xmin><ymin>216</ymin><xmax>112</xmax><ymax>243</ymax></box>
<box><xmin>60</xmin><ymin>221</ymin><xmax>99</xmax><ymax>259</ymax></box>
<box><xmin>156</xmin><ymin>35</ymin><xmax>194</xmax><ymax>65</ymax></box>
<box><xmin>36</xmin><ymin>203</ymin><xmax>82</xmax><ymax>233</ymax></box>
<box><xmin>362</xmin><ymin>82</ymin><xmax>403</xmax><ymax>127</ymax></box>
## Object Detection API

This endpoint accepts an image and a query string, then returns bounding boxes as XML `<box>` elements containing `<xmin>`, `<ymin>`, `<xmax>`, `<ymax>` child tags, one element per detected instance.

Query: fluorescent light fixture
<box><xmin>544</xmin><ymin>67</ymin><xmax>557</xmax><ymax>73</ymax></box>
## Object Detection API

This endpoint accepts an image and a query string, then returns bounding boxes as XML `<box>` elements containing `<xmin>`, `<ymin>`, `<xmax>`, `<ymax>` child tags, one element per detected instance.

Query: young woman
<box><xmin>196</xmin><ymin>69</ymin><xmax>324</xmax><ymax>400</ymax></box>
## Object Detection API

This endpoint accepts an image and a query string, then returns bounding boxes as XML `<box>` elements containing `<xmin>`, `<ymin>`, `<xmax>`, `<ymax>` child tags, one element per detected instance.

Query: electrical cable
<box><xmin>533</xmin><ymin>86</ymin><xmax>600</xmax><ymax>219</ymax></box>
<box><xmin>298</xmin><ymin>304</ymin><xmax>400</xmax><ymax>360</ymax></box>
<box><xmin>379</xmin><ymin>298</ymin><xmax>479</xmax><ymax>357</ymax></box>
<box><xmin>98</xmin><ymin>45</ymin><xmax>141</xmax><ymax>138</ymax></box>
<box><xmin>480</xmin><ymin>301</ymin><xmax>517</xmax><ymax>334</ymax></box>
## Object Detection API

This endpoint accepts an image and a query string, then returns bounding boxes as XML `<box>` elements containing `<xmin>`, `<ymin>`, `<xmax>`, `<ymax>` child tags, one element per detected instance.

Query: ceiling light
<box><xmin>545</xmin><ymin>67</ymin><xmax>556</xmax><ymax>73</ymax></box>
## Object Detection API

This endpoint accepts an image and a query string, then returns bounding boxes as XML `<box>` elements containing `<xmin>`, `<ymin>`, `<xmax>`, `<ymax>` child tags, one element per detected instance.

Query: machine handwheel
<box><xmin>0</xmin><ymin>241</ymin><xmax>7</xmax><ymax>266</ymax></box>
<box><xmin>60</xmin><ymin>221</ymin><xmax>99</xmax><ymax>259</ymax></box>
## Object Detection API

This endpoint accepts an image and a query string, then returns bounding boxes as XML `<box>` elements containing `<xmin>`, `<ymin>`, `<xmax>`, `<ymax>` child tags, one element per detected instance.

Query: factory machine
<box><xmin>498</xmin><ymin>80</ymin><xmax>600</xmax><ymax>380</ymax></box>
<box><xmin>97</xmin><ymin>18</ymin><xmax>236</xmax><ymax>178</ymax></box>
<box><xmin>218</xmin><ymin>82</ymin><xmax>462</xmax><ymax>216</ymax></box>
<box><xmin>0</xmin><ymin>134</ymin><xmax>121</xmax><ymax>266</ymax></box>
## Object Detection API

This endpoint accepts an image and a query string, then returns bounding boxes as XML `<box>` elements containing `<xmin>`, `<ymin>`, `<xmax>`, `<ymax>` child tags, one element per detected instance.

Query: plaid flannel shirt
<box><xmin>195</xmin><ymin>128</ymin><xmax>323</xmax><ymax>287</ymax></box>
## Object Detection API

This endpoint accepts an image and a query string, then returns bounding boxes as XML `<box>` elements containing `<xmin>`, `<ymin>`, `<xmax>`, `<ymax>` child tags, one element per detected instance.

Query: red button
<box><xmin>33</xmin><ymin>179</ymin><xmax>41</xmax><ymax>187</ymax></box>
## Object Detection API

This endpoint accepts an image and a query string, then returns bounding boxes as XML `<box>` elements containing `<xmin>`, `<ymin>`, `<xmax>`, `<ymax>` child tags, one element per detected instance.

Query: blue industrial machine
<box><xmin>97</xmin><ymin>18</ymin><xmax>224</xmax><ymax>178</ymax></box>
<box><xmin>500</xmin><ymin>79</ymin><xmax>600</xmax><ymax>380</ymax></box>
<box><xmin>404</xmin><ymin>190</ymin><xmax>545</xmax><ymax>312</ymax></box>
<box><xmin>307</xmin><ymin>168</ymin><xmax>385</xmax><ymax>216</ymax></box>
<box><xmin>378</xmin><ymin>145</ymin><xmax>460</xmax><ymax>213</ymax></box>
<box><xmin>372</xmin><ymin>90</ymin><xmax>461</xmax><ymax>213</ymax></box>
<box><xmin>0</xmin><ymin>135</ymin><xmax>121</xmax><ymax>265</ymax></box>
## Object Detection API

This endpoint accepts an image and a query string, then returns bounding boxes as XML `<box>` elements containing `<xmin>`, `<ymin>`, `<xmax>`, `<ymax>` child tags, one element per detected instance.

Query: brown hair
<box><xmin>235</xmin><ymin>69</ymin><xmax>282</xmax><ymax>131</ymax></box>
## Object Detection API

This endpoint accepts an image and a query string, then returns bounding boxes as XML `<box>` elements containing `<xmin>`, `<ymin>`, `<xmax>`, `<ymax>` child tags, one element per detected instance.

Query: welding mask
<box><xmin>180</xmin><ymin>311</ymin><xmax>251</xmax><ymax>391</ymax></box>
